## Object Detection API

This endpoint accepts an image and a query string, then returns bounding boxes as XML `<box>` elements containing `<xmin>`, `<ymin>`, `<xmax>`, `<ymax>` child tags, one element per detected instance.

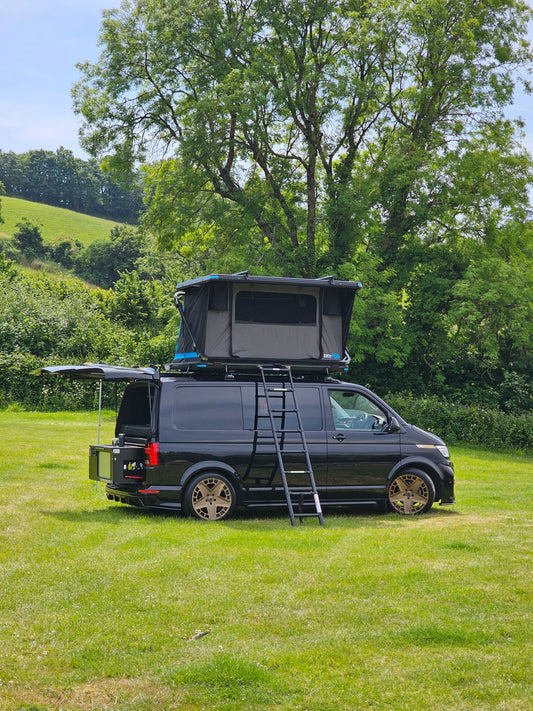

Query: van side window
<box><xmin>243</xmin><ymin>387</ymin><xmax>322</xmax><ymax>430</ymax></box>
<box><xmin>172</xmin><ymin>386</ymin><xmax>243</xmax><ymax>430</ymax></box>
<box><xmin>329</xmin><ymin>390</ymin><xmax>387</xmax><ymax>431</ymax></box>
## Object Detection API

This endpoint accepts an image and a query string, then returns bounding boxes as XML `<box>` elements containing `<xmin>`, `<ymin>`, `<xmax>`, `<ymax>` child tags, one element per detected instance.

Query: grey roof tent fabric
<box><xmin>173</xmin><ymin>274</ymin><xmax>362</xmax><ymax>367</ymax></box>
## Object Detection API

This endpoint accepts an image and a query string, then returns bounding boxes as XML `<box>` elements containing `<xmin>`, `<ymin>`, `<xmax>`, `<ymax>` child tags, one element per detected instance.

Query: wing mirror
<box><xmin>385</xmin><ymin>416</ymin><xmax>401</xmax><ymax>433</ymax></box>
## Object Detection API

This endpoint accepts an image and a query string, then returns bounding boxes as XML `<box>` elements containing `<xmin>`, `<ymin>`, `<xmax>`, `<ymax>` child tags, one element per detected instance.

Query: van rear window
<box><xmin>172</xmin><ymin>386</ymin><xmax>244</xmax><ymax>430</ymax></box>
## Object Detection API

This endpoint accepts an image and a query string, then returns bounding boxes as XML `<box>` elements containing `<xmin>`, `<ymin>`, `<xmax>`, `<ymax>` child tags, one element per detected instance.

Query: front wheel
<box><xmin>185</xmin><ymin>473</ymin><xmax>237</xmax><ymax>521</ymax></box>
<box><xmin>387</xmin><ymin>469</ymin><xmax>435</xmax><ymax>515</ymax></box>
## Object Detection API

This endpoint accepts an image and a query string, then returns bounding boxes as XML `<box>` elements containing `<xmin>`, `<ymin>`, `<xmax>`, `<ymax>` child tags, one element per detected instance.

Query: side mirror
<box><xmin>386</xmin><ymin>416</ymin><xmax>401</xmax><ymax>433</ymax></box>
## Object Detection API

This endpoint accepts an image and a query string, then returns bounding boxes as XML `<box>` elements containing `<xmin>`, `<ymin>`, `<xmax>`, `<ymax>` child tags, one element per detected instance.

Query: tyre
<box><xmin>387</xmin><ymin>469</ymin><xmax>435</xmax><ymax>515</ymax></box>
<box><xmin>185</xmin><ymin>473</ymin><xmax>237</xmax><ymax>521</ymax></box>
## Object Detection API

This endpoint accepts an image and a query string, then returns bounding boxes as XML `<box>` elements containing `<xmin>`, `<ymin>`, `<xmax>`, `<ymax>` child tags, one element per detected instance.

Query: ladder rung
<box><xmin>271</xmin><ymin>408</ymin><xmax>297</xmax><ymax>413</ymax></box>
<box><xmin>284</xmin><ymin>470</ymin><xmax>311</xmax><ymax>475</ymax></box>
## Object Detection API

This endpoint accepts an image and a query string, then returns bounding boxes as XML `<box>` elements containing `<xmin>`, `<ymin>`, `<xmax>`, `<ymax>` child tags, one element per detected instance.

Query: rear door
<box><xmin>325</xmin><ymin>387</ymin><xmax>401</xmax><ymax>502</ymax></box>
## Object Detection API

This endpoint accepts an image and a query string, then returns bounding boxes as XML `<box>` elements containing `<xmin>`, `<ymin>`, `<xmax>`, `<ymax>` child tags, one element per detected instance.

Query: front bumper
<box><xmin>439</xmin><ymin>463</ymin><xmax>455</xmax><ymax>505</ymax></box>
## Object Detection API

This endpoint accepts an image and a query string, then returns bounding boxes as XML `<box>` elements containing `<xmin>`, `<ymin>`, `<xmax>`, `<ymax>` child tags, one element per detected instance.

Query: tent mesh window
<box><xmin>235</xmin><ymin>291</ymin><xmax>317</xmax><ymax>325</ymax></box>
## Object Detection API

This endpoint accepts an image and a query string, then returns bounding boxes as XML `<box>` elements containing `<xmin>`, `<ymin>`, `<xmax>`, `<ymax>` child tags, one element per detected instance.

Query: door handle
<box><xmin>333</xmin><ymin>433</ymin><xmax>345</xmax><ymax>442</ymax></box>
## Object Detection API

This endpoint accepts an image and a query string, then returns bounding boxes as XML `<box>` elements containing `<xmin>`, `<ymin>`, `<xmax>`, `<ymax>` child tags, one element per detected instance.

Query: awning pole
<box><xmin>97</xmin><ymin>380</ymin><xmax>102</xmax><ymax>444</ymax></box>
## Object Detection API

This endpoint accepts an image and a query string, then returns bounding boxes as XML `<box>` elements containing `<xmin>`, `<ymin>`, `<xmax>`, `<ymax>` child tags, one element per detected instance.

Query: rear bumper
<box><xmin>105</xmin><ymin>484</ymin><xmax>183</xmax><ymax>512</ymax></box>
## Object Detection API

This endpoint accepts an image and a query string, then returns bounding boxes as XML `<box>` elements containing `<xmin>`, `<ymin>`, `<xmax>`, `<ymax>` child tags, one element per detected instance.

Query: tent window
<box><xmin>323</xmin><ymin>290</ymin><xmax>342</xmax><ymax>315</ymax></box>
<box><xmin>208</xmin><ymin>284</ymin><xmax>229</xmax><ymax>311</ymax></box>
<box><xmin>235</xmin><ymin>291</ymin><xmax>317</xmax><ymax>325</ymax></box>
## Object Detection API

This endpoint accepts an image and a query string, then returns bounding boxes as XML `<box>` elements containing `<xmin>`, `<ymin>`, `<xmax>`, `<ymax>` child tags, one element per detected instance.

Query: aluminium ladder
<box><xmin>257</xmin><ymin>365</ymin><xmax>325</xmax><ymax>526</ymax></box>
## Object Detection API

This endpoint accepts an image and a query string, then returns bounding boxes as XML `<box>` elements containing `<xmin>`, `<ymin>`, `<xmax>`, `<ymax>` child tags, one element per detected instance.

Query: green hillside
<box><xmin>0</xmin><ymin>195</ymin><xmax>122</xmax><ymax>246</ymax></box>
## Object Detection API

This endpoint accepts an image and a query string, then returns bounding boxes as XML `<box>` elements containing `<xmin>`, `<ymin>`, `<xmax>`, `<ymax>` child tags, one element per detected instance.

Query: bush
<box><xmin>13</xmin><ymin>218</ymin><xmax>45</xmax><ymax>260</ymax></box>
<box><xmin>386</xmin><ymin>393</ymin><xmax>533</xmax><ymax>451</ymax></box>
<box><xmin>0</xmin><ymin>353</ymin><xmax>100</xmax><ymax>410</ymax></box>
<box><xmin>73</xmin><ymin>226</ymin><xmax>144</xmax><ymax>288</ymax></box>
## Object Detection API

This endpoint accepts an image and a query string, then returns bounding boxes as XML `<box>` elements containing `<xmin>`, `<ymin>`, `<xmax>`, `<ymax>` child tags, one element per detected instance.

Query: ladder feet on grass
<box><xmin>257</xmin><ymin>365</ymin><xmax>325</xmax><ymax>527</ymax></box>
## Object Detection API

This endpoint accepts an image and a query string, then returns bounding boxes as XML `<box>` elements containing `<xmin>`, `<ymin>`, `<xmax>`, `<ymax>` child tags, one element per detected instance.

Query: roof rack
<box><xmin>163</xmin><ymin>357</ymin><xmax>344</xmax><ymax>382</ymax></box>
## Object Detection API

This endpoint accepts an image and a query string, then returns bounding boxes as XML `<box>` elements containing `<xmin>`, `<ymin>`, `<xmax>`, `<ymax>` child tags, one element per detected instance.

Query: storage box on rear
<box><xmin>89</xmin><ymin>444</ymin><xmax>145</xmax><ymax>485</ymax></box>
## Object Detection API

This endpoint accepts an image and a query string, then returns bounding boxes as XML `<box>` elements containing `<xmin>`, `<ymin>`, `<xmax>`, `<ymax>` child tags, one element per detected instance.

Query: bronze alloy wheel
<box><xmin>388</xmin><ymin>470</ymin><xmax>435</xmax><ymax>515</ymax></box>
<box><xmin>189</xmin><ymin>475</ymin><xmax>236</xmax><ymax>521</ymax></box>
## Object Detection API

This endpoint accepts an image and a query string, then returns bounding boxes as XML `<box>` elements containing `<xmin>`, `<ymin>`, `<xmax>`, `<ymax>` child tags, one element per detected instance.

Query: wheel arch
<box><xmin>388</xmin><ymin>457</ymin><xmax>443</xmax><ymax>501</ymax></box>
<box><xmin>180</xmin><ymin>461</ymin><xmax>242</xmax><ymax>501</ymax></box>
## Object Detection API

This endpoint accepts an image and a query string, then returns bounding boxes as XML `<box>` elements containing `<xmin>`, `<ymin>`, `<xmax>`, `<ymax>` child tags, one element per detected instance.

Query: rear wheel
<box><xmin>387</xmin><ymin>469</ymin><xmax>435</xmax><ymax>515</ymax></box>
<box><xmin>186</xmin><ymin>473</ymin><xmax>236</xmax><ymax>521</ymax></box>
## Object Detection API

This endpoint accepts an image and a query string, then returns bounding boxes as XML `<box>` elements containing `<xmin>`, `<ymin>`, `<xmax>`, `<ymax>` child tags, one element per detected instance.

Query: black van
<box><xmin>54</xmin><ymin>365</ymin><xmax>455</xmax><ymax>520</ymax></box>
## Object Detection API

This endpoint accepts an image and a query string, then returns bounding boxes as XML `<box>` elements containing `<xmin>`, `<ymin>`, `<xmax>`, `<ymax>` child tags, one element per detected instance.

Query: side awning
<box><xmin>39</xmin><ymin>364</ymin><xmax>158</xmax><ymax>381</ymax></box>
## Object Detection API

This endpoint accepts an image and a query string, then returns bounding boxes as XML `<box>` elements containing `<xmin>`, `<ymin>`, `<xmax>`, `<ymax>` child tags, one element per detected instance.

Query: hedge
<box><xmin>386</xmin><ymin>393</ymin><xmax>533</xmax><ymax>451</ymax></box>
<box><xmin>0</xmin><ymin>353</ymin><xmax>124</xmax><ymax>411</ymax></box>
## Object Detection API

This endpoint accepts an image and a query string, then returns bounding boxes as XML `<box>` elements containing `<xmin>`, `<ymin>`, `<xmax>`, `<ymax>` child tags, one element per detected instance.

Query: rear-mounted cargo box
<box><xmin>89</xmin><ymin>444</ymin><xmax>145</xmax><ymax>485</ymax></box>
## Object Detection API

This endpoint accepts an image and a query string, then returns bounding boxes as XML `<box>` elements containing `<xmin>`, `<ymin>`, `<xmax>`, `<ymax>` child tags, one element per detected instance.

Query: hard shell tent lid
<box><xmin>172</xmin><ymin>273</ymin><xmax>362</xmax><ymax>369</ymax></box>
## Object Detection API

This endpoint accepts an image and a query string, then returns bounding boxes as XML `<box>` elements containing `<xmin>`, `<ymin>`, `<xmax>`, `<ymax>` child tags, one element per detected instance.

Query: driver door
<box><xmin>325</xmin><ymin>388</ymin><xmax>401</xmax><ymax>502</ymax></box>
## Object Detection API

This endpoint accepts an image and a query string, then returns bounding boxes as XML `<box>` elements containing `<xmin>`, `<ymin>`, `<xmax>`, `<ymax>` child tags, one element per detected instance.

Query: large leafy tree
<box><xmin>73</xmin><ymin>0</ymin><xmax>533</xmax><ymax>405</ymax></box>
<box><xmin>74</xmin><ymin>0</ymin><xmax>532</xmax><ymax>276</ymax></box>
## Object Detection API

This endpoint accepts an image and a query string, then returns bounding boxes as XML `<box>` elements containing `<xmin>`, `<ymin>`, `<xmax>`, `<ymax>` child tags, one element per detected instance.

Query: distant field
<box><xmin>0</xmin><ymin>195</ymin><xmax>122</xmax><ymax>246</ymax></box>
<box><xmin>0</xmin><ymin>409</ymin><xmax>531</xmax><ymax>711</ymax></box>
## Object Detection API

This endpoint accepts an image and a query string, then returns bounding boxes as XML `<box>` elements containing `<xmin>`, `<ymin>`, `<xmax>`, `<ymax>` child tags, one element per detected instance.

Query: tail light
<box><xmin>144</xmin><ymin>442</ymin><xmax>159</xmax><ymax>466</ymax></box>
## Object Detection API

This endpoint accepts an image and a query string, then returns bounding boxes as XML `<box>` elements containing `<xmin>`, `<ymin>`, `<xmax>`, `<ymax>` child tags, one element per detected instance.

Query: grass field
<box><xmin>0</xmin><ymin>196</ymin><xmax>121</xmax><ymax>246</ymax></box>
<box><xmin>0</xmin><ymin>409</ymin><xmax>531</xmax><ymax>710</ymax></box>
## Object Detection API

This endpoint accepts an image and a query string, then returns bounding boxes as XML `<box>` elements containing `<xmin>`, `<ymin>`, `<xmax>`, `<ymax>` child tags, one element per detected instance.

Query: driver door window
<box><xmin>329</xmin><ymin>390</ymin><xmax>388</xmax><ymax>431</ymax></box>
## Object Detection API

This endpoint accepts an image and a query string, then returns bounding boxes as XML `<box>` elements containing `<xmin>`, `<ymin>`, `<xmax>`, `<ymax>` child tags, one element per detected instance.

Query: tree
<box><xmin>73</xmin><ymin>0</ymin><xmax>533</xmax><ymax>276</ymax></box>
<box><xmin>13</xmin><ymin>219</ymin><xmax>45</xmax><ymax>261</ymax></box>
<box><xmin>0</xmin><ymin>149</ymin><xmax>144</xmax><ymax>223</ymax></box>
<box><xmin>72</xmin><ymin>0</ymin><xmax>533</xmax><ymax>407</ymax></box>
<box><xmin>73</xmin><ymin>226</ymin><xmax>144</xmax><ymax>288</ymax></box>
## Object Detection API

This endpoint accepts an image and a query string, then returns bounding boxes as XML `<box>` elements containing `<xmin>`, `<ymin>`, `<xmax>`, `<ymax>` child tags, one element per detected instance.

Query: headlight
<box><xmin>435</xmin><ymin>444</ymin><xmax>450</xmax><ymax>459</ymax></box>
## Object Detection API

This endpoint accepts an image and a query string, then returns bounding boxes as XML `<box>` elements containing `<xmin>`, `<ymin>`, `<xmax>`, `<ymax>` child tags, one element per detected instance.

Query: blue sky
<box><xmin>0</xmin><ymin>1</ymin><xmax>113</xmax><ymax>157</ymax></box>
<box><xmin>0</xmin><ymin>0</ymin><xmax>532</xmax><ymax>159</ymax></box>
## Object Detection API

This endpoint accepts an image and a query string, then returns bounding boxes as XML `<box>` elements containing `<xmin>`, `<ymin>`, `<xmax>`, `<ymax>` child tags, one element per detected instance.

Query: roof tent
<box><xmin>171</xmin><ymin>272</ymin><xmax>362</xmax><ymax>369</ymax></box>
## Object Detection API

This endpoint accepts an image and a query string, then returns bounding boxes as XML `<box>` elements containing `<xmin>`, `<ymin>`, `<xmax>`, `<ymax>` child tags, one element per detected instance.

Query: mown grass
<box><xmin>0</xmin><ymin>409</ymin><xmax>531</xmax><ymax>710</ymax></box>
<box><xmin>0</xmin><ymin>196</ymin><xmax>121</xmax><ymax>246</ymax></box>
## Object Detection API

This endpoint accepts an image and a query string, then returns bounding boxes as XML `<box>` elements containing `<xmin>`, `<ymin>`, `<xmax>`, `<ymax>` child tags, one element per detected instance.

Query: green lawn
<box><xmin>0</xmin><ymin>196</ymin><xmax>122</xmax><ymax>246</ymax></box>
<box><xmin>0</xmin><ymin>409</ymin><xmax>531</xmax><ymax>710</ymax></box>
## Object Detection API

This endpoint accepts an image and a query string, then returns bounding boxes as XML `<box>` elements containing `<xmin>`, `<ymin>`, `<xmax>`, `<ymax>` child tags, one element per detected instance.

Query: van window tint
<box><xmin>173</xmin><ymin>386</ymin><xmax>243</xmax><ymax>430</ymax></box>
<box><xmin>242</xmin><ymin>387</ymin><xmax>322</xmax><ymax>430</ymax></box>
<box><xmin>235</xmin><ymin>291</ymin><xmax>316</xmax><ymax>325</ymax></box>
